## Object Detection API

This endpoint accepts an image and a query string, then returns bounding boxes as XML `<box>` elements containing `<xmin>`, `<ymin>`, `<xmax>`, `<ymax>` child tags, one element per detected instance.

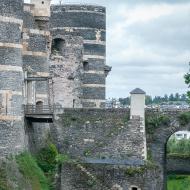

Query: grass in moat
<box><xmin>167</xmin><ymin>175</ymin><xmax>190</xmax><ymax>190</ymax></box>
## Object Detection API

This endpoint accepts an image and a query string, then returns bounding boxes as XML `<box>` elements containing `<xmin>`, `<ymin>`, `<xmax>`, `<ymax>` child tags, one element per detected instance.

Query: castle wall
<box><xmin>0</xmin><ymin>0</ymin><xmax>25</xmax><ymax>157</ymax></box>
<box><xmin>61</xmin><ymin>163</ymin><xmax>162</xmax><ymax>190</ymax></box>
<box><xmin>49</xmin><ymin>35</ymin><xmax>84</xmax><ymax>108</ymax></box>
<box><xmin>50</xmin><ymin>5</ymin><xmax>107</xmax><ymax>108</ymax></box>
<box><xmin>53</xmin><ymin>109</ymin><xmax>146</xmax><ymax>160</ymax></box>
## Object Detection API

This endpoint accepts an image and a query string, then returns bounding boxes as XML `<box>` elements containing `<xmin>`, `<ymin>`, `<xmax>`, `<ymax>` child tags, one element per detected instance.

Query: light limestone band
<box><xmin>0</xmin><ymin>115</ymin><xmax>22</xmax><ymax>121</ymax></box>
<box><xmin>0</xmin><ymin>65</ymin><xmax>23</xmax><ymax>72</ymax></box>
<box><xmin>83</xmin><ymin>40</ymin><xmax>105</xmax><ymax>46</ymax></box>
<box><xmin>22</xmin><ymin>51</ymin><xmax>48</xmax><ymax>57</ymax></box>
<box><xmin>0</xmin><ymin>90</ymin><xmax>22</xmax><ymax>96</ymax></box>
<box><xmin>0</xmin><ymin>16</ymin><xmax>23</xmax><ymax>25</ymax></box>
<box><xmin>23</xmin><ymin>28</ymin><xmax>50</xmax><ymax>36</ymax></box>
<box><xmin>83</xmin><ymin>55</ymin><xmax>105</xmax><ymax>60</ymax></box>
<box><xmin>60</xmin><ymin>10</ymin><xmax>105</xmax><ymax>15</ymax></box>
<box><xmin>51</xmin><ymin>27</ymin><xmax>106</xmax><ymax>32</ymax></box>
<box><xmin>84</xmin><ymin>70</ymin><xmax>104</xmax><ymax>75</ymax></box>
<box><xmin>82</xmin><ymin>84</ymin><xmax>105</xmax><ymax>88</ymax></box>
<box><xmin>0</xmin><ymin>42</ymin><xmax>22</xmax><ymax>49</ymax></box>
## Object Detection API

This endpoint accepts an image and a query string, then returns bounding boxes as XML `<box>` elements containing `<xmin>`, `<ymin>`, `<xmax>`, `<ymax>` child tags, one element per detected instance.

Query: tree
<box><xmin>145</xmin><ymin>95</ymin><xmax>152</xmax><ymax>105</ymax></box>
<box><xmin>185</xmin><ymin>68</ymin><xmax>190</xmax><ymax>102</ymax></box>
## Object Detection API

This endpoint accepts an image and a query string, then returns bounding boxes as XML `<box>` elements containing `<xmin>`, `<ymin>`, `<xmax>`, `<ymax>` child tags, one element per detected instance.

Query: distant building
<box><xmin>174</xmin><ymin>131</ymin><xmax>190</xmax><ymax>140</ymax></box>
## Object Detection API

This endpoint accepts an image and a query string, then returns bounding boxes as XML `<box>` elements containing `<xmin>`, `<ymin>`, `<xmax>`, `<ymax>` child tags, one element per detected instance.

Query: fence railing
<box><xmin>24</xmin><ymin>105</ymin><xmax>54</xmax><ymax>115</ymax></box>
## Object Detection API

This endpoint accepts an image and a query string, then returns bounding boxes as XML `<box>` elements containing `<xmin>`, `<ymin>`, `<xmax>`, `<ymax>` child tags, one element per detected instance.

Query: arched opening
<box><xmin>36</xmin><ymin>101</ymin><xmax>43</xmax><ymax>112</ymax></box>
<box><xmin>130</xmin><ymin>186</ymin><xmax>140</xmax><ymax>190</ymax></box>
<box><xmin>51</xmin><ymin>38</ymin><xmax>65</xmax><ymax>56</ymax></box>
<box><xmin>166</xmin><ymin>130</ymin><xmax>190</xmax><ymax>189</ymax></box>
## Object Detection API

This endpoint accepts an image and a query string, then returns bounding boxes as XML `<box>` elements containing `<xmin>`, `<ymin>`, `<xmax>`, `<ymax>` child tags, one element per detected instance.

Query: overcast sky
<box><xmin>25</xmin><ymin>0</ymin><xmax>190</xmax><ymax>98</ymax></box>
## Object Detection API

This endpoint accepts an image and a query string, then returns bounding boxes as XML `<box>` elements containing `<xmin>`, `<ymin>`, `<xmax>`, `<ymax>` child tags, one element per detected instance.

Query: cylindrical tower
<box><xmin>50</xmin><ymin>4</ymin><xmax>110</xmax><ymax>108</ymax></box>
<box><xmin>0</xmin><ymin>0</ymin><xmax>25</xmax><ymax>157</ymax></box>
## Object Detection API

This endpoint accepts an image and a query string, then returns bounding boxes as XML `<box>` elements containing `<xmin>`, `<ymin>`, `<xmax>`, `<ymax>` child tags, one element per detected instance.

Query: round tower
<box><xmin>0</xmin><ymin>0</ymin><xmax>25</xmax><ymax>157</ymax></box>
<box><xmin>50</xmin><ymin>4</ymin><xmax>110</xmax><ymax>108</ymax></box>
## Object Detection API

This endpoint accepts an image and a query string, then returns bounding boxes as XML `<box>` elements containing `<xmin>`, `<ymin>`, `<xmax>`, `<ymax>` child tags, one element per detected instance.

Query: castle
<box><xmin>0</xmin><ymin>1</ymin><xmax>189</xmax><ymax>190</ymax></box>
<box><xmin>0</xmin><ymin>0</ymin><xmax>111</xmax><ymax>156</ymax></box>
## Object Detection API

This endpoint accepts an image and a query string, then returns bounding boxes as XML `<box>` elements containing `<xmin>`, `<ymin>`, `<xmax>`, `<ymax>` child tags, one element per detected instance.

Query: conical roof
<box><xmin>130</xmin><ymin>88</ymin><xmax>146</xmax><ymax>94</ymax></box>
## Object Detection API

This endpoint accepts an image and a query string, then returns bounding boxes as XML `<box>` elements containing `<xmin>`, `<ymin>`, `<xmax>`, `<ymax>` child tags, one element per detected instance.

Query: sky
<box><xmin>25</xmin><ymin>0</ymin><xmax>190</xmax><ymax>98</ymax></box>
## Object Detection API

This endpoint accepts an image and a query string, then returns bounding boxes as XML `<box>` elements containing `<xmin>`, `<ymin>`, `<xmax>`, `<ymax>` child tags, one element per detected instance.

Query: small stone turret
<box><xmin>130</xmin><ymin>88</ymin><xmax>147</xmax><ymax>160</ymax></box>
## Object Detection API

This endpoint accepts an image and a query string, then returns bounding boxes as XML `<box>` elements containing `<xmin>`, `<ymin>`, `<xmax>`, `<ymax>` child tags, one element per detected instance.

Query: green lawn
<box><xmin>167</xmin><ymin>175</ymin><xmax>190</xmax><ymax>190</ymax></box>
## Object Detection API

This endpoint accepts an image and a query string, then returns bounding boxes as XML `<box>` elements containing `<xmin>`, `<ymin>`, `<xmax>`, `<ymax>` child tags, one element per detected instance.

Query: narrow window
<box><xmin>51</xmin><ymin>38</ymin><xmax>65</xmax><ymax>56</ymax></box>
<box><xmin>42</xmin><ymin>1</ymin><xmax>44</xmax><ymax>4</ymax></box>
<box><xmin>83</xmin><ymin>61</ymin><xmax>89</xmax><ymax>71</ymax></box>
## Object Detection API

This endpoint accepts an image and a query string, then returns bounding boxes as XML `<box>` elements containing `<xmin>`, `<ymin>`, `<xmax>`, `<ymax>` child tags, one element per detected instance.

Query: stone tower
<box><xmin>50</xmin><ymin>4</ymin><xmax>111</xmax><ymax>108</ymax></box>
<box><xmin>0</xmin><ymin>0</ymin><xmax>25</xmax><ymax>157</ymax></box>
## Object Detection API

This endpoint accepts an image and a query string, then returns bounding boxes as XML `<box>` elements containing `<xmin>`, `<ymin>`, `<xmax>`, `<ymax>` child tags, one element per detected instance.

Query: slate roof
<box><xmin>130</xmin><ymin>88</ymin><xmax>146</xmax><ymax>94</ymax></box>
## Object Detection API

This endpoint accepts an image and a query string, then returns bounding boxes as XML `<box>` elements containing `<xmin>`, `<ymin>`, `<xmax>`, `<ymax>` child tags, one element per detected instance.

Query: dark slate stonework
<box><xmin>0</xmin><ymin>47</ymin><xmax>22</xmax><ymax>66</ymax></box>
<box><xmin>50</xmin><ymin>4</ymin><xmax>107</xmax><ymax>107</ymax></box>
<box><xmin>84</xmin><ymin>43</ymin><xmax>105</xmax><ymax>56</ymax></box>
<box><xmin>51</xmin><ymin>28</ymin><xmax>106</xmax><ymax>41</ymax></box>
<box><xmin>87</xmin><ymin>58</ymin><xmax>105</xmax><ymax>71</ymax></box>
<box><xmin>0</xmin><ymin>0</ymin><xmax>23</xmax><ymax>19</ymax></box>
<box><xmin>61</xmin><ymin>163</ymin><xmax>162</xmax><ymax>190</ymax></box>
<box><xmin>0</xmin><ymin>72</ymin><xmax>23</xmax><ymax>91</ymax></box>
<box><xmin>27</xmin><ymin>34</ymin><xmax>47</xmax><ymax>52</ymax></box>
<box><xmin>51</xmin><ymin>5</ymin><xmax>105</xmax><ymax>30</ymax></box>
<box><xmin>23</xmin><ymin>55</ymin><xmax>49</xmax><ymax>72</ymax></box>
<box><xmin>83</xmin><ymin>73</ymin><xmax>105</xmax><ymax>84</ymax></box>
<box><xmin>23</xmin><ymin>11</ymin><xmax>36</xmax><ymax>29</ymax></box>
<box><xmin>0</xmin><ymin>120</ymin><xmax>25</xmax><ymax>158</ymax></box>
<box><xmin>0</xmin><ymin>22</ymin><xmax>21</xmax><ymax>43</ymax></box>
<box><xmin>83</xmin><ymin>87</ymin><xmax>105</xmax><ymax>99</ymax></box>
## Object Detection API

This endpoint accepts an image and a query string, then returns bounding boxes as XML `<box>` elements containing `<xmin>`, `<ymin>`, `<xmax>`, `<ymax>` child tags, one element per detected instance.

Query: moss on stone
<box><xmin>178</xmin><ymin>112</ymin><xmax>190</xmax><ymax>126</ymax></box>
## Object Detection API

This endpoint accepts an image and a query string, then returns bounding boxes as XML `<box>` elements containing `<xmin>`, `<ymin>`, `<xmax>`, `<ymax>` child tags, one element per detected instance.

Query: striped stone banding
<box><xmin>0</xmin><ymin>16</ymin><xmax>23</xmax><ymax>25</ymax></box>
<box><xmin>22</xmin><ymin>51</ymin><xmax>48</xmax><ymax>57</ymax></box>
<box><xmin>0</xmin><ymin>115</ymin><xmax>22</xmax><ymax>121</ymax></box>
<box><xmin>51</xmin><ymin>27</ymin><xmax>106</xmax><ymax>32</ymax></box>
<box><xmin>23</xmin><ymin>28</ymin><xmax>50</xmax><ymax>36</ymax></box>
<box><xmin>0</xmin><ymin>90</ymin><xmax>22</xmax><ymax>96</ymax></box>
<box><xmin>0</xmin><ymin>65</ymin><xmax>23</xmax><ymax>72</ymax></box>
<box><xmin>82</xmin><ymin>84</ymin><xmax>105</xmax><ymax>88</ymax></box>
<box><xmin>83</xmin><ymin>55</ymin><xmax>105</xmax><ymax>60</ymax></box>
<box><xmin>84</xmin><ymin>40</ymin><xmax>105</xmax><ymax>46</ymax></box>
<box><xmin>60</xmin><ymin>10</ymin><xmax>105</xmax><ymax>15</ymax></box>
<box><xmin>0</xmin><ymin>42</ymin><xmax>22</xmax><ymax>49</ymax></box>
<box><xmin>84</xmin><ymin>70</ymin><xmax>105</xmax><ymax>75</ymax></box>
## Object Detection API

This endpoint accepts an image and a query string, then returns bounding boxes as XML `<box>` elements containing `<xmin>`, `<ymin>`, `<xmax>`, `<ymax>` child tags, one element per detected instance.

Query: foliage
<box><xmin>146</xmin><ymin>114</ymin><xmax>170</xmax><ymax>134</ymax></box>
<box><xmin>16</xmin><ymin>152</ymin><xmax>49</xmax><ymax>190</ymax></box>
<box><xmin>167</xmin><ymin>138</ymin><xmax>190</xmax><ymax>156</ymax></box>
<box><xmin>0</xmin><ymin>164</ymin><xmax>10</xmax><ymax>190</ymax></box>
<box><xmin>178</xmin><ymin>112</ymin><xmax>190</xmax><ymax>125</ymax></box>
<box><xmin>36</xmin><ymin>143</ymin><xmax>58</xmax><ymax>173</ymax></box>
<box><xmin>167</xmin><ymin>175</ymin><xmax>190</xmax><ymax>190</ymax></box>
